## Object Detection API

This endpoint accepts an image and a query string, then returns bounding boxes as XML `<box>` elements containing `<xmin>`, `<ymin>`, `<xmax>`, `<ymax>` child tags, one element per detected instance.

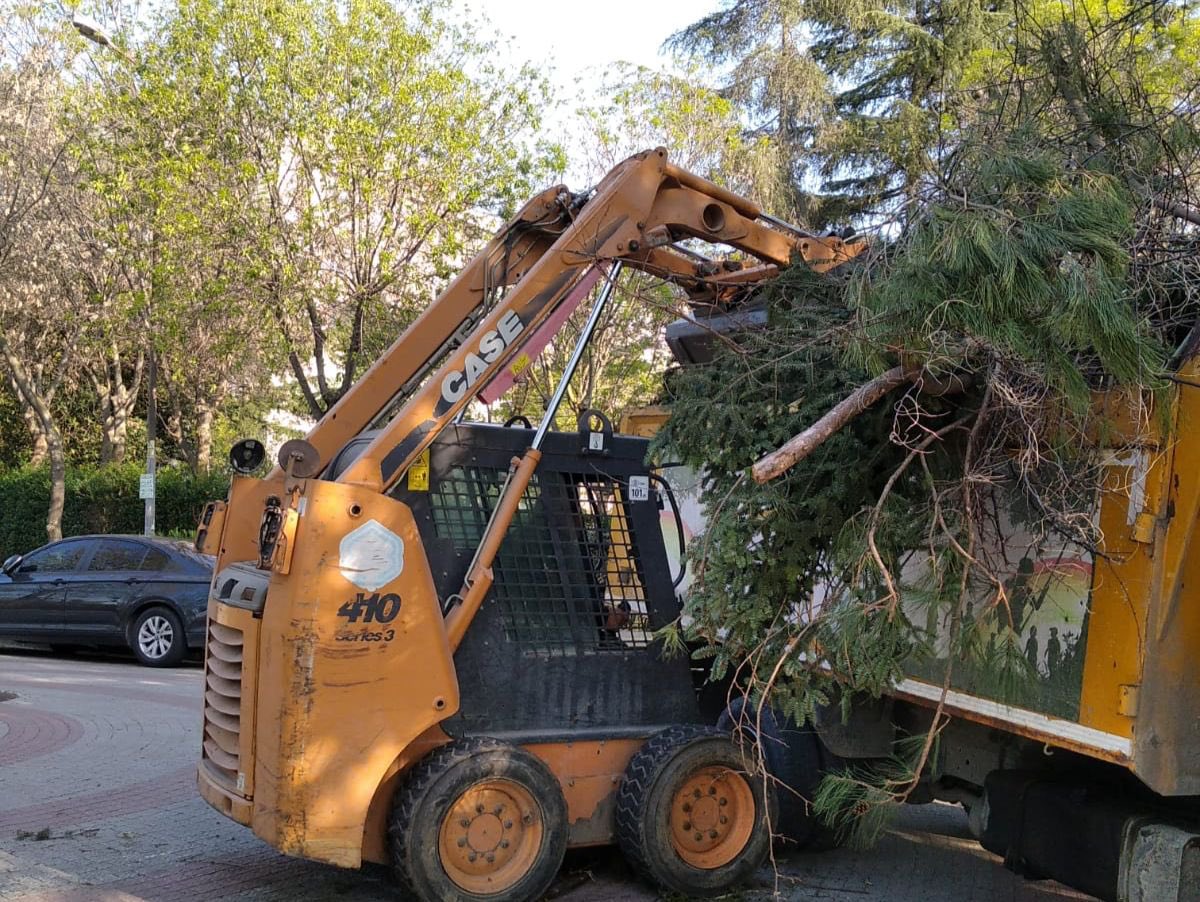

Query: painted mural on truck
<box><xmin>902</xmin><ymin>481</ymin><xmax>1096</xmax><ymax>721</ymax></box>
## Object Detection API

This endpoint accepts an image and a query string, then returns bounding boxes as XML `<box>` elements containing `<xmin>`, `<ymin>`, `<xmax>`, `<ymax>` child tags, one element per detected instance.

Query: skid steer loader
<box><xmin>194</xmin><ymin>148</ymin><xmax>860</xmax><ymax>900</ymax></box>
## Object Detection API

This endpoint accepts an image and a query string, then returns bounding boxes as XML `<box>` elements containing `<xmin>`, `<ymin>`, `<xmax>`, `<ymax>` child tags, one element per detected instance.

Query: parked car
<box><xmin>0</xmin><ymin>535</ymin><xmax>212</xmax><ymax>667</ymax></box>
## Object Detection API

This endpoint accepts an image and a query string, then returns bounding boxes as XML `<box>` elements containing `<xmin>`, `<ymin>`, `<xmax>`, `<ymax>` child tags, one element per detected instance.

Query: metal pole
<box><xmin>758</xmin><ymin>210</ymin><xmax>814</xmax><ymax>239</ymax></box>
<box><xmin>144</xmin><ymin>342</ymin><xmax>156</xmax><ymax>536</ymax></box>
<box><xmin>531</xmin><ymin>261</ymin><xmax>623</xmax><ymax>450</ymax></box>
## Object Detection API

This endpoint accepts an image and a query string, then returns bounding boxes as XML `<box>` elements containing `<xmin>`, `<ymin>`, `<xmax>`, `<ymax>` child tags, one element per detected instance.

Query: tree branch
<box><xmin>751</xmin><ymin>366</ymin><xmax>920</xmax><ymax>484</ymax></box>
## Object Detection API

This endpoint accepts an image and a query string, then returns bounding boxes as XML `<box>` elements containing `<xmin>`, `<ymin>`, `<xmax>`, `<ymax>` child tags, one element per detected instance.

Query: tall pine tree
<box><xmin>668</xmin><ymin>0</ymin><xmax>1005</xmax><ymax>225</ymax></box>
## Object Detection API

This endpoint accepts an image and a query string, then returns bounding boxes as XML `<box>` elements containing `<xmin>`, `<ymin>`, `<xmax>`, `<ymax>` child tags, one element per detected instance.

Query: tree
<box><xmin>660</xmin><ymin>0</ymin><xmax>1200</xmax><ymax>841</ymax></box>
<box><xmin>494</xmin><ymin>66</ymin><xmax>780</xmax><ymax>430</ymax></box>
<box><xmin>131</xmin><ymin>0</ymin><xmax>557</xmax><ymax>422</ymax></box>
<box><xmin>0</xmin><ymin>4</ymin><xmax>90</xmax><ymax>540</ymax></box>
<box><xmin>668</xmin><ymin>0</ymin><xmax>1006</xmax><ymax>225</ymax></box>
<box><xmin>666</xmin><ymin>0</ymin><xmax>826</xmax><ymax>221</ymax></box>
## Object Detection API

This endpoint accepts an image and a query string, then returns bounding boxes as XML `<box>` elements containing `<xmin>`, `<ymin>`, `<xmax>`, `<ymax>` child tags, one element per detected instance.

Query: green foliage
<box><xmin>669</xmin><ymin>0</ymin><xmax>1006</xmax><ymax>223</ymax></box>
<box><xmin>657</xmin><ymin>265</ymin><xmax>940</xmax><ymax>720</ymax></box>
<box><xmin>662</xmin><ymin>0</ymin><xmax>1199</xmax><ymax>847</ymax></box>
<box><xmin>0</xmin><ymin>384</ymin><xmax>29</xmax><ymax>468</ymax></box>
<box><xmin>850</xmin><ymin>149</ymin><xmax>1166</xmax><ymax>408</ymax></box>
<box><xmin>813</xmin><ymin>734</ymin><xmax>931</xmax><ymax>848</ymax></box>
<box><xmin>0</xmin><ymin>463</ymin><xmax>229</xmax><ymax>558</ymax></box>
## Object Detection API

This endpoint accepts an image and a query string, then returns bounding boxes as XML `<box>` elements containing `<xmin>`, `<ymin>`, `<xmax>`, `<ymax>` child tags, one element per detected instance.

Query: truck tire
<box><xmin>718</xmin><ymin>700</ymin><xmax>844</xmax><ymax>850</ymax></box>
<box><xmin>389</xmin><ymin>737</ymin><xmax>567</xmax><ymax>901</ymax></box>
<box><xmin>616</xmin><ymin>725</ymin><xmax>773</xmax><ymax>897</ymax></box>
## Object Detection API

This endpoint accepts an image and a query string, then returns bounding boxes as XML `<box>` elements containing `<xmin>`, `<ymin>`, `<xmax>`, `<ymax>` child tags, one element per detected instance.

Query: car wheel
<box><xmin>130</xmin><ymin>607</ymin><xmax>186</xmax><ymax>667</ymax></box>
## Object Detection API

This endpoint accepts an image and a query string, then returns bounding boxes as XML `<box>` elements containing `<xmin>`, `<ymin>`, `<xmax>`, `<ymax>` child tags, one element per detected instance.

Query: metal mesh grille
<box><xmin>430</xmin><ymin>465</ymin><xmax>652</xmax><ymax>653</ymax></box>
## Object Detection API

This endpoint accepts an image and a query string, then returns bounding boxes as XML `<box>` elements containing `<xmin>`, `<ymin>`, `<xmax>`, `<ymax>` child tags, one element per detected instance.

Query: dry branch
<box><xmin>751</xmin><ymin>366</ymin><xmax>920</xmax><ymax>484</ymax></box>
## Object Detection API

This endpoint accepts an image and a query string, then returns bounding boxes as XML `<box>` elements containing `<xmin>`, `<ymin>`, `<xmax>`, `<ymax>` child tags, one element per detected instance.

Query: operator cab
<box><xmin>324</xmin><ymin>414</ymin><xmax>713</xmax><ymax>738</ymax></box>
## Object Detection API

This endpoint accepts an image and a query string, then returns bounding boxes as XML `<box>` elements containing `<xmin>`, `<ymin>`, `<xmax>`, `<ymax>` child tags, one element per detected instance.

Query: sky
<box><xmin>457</xmin><ymin>0</ymin><xmax>722</xmax><ymax>181</ymax></box>
<box><xmin>464</xmin><ymin>0</ymin><xmax>720</xmax><ymax>95</ymax></box>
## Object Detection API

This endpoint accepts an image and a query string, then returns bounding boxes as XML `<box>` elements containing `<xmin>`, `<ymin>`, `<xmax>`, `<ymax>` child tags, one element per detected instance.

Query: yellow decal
<box><xmin>407</xmin><ymin>449</ymin><xmax>430</xmax><ymax>492</ymax></box>
<box><xmin>510</xmin><ymin>352</ymin><xmax>531</xmax><ymax>376</ymax></box>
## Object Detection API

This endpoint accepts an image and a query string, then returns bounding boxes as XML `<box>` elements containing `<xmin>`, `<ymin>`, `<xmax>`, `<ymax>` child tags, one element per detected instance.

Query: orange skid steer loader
<box><xmin>194</xmin><ymin>149</ymin><xmax>859</xmax><ymax>900</ymax></box>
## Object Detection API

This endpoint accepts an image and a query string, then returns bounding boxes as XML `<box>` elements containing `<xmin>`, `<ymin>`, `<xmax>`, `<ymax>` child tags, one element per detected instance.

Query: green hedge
<box><xmin>0</xmin><ymin>463</ymin><xmax>230</xmax><ymax>558</ymax></box>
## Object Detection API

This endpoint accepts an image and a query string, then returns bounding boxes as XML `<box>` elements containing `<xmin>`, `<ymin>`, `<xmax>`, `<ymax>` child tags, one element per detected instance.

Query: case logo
<box><xmin>441</xmin><ymin>309</ymin><xmax>524</xmax><ymax>404</ymax></box>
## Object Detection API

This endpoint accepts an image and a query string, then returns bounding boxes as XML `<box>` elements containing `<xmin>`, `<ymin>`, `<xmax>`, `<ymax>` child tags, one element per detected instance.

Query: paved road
<box><xmin>0</xmin><ymin>647</ymin><xmax>1090</xmax><ymax>901</ymax></box>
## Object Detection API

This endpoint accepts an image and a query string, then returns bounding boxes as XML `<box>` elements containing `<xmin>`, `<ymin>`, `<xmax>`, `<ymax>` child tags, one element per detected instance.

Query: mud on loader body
<box><xmin>194</xmin><ymin>149</ymin><xmax>858</xmax><ymax>900</ymax></box>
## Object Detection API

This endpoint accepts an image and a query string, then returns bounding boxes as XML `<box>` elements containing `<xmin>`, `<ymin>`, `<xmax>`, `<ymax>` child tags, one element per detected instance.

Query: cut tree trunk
<box><xmin>751</xmin><ymin>365</ymin><xmax>919</xmax><ymax>484</ymax></box>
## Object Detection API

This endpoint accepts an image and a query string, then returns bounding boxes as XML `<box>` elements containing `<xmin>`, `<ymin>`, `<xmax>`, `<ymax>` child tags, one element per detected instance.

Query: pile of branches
<box><xmin>657</xmin><ymin>2</ymin><xmax>1200</xmax><ymax>844</ymax></box>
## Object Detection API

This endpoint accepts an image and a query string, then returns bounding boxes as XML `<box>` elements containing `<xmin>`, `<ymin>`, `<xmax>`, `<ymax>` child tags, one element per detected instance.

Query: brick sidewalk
<box><xmin>0</xmin><ymin>647</ymin><xmax>1089</xmax><ymax>901</ymax></box>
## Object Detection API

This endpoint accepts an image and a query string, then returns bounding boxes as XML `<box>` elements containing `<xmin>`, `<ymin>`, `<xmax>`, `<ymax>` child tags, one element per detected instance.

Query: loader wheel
<box><xmin>616</xmin><ymin>725</ymin><xmax>773</xmax><ymax>897</ymax></box>
<box><xmin>389</xmin><ymin>737</ymin><xmax>567</xmax><ymax>901</ymax></box>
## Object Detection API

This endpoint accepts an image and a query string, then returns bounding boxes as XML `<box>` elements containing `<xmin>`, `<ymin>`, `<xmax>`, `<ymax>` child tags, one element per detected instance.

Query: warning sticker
<box><xmin>408</xmin><ymin>448</ymin><xmax>430</xmax><ymax>492</ymax></box>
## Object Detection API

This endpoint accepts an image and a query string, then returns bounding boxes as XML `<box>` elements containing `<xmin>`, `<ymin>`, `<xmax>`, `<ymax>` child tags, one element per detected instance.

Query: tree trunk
<box><xmin>98</xmin><ymin>392</ymin><xmax>117</xmax><ymax>464</ymax></box>
<box><xmin>21</xmin><ymin>401</ymin><xmax>49</xmax><ymax>466</ymax></box>
<box><xmin>0</xmin><ymin>336</ymin><xmax>65</xmax><ymax>540</ymax></box>
<box><xmin>195</xmin><ymin>399</ymin><xmax>214</xmax><ymax>473</ymax></box>
<box><xmin>99</xmin><ymin>381</ymin><xmax>136</xmax><ymax>465</ymax></box>
<box><xmin>91</xmin><ymin>348</ymin><xmax>143</xmax><ymax>465</ymax></box>
<box><xmin>45</xmin><ymin>430</ymin><xmax>65</xmax><ymax>542</ymax></box>
<box><xmin>9</xmin><ymin>373</ymin><xmax>49</xmax><ymax>465</ymax></box>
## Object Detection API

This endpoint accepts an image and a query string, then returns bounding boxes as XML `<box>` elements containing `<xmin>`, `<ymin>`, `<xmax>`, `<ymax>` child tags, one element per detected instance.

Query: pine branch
<box><xmin>751</xmin><ymin>366</ymin><xmax>919</xmax><ymax>484</ymax></box>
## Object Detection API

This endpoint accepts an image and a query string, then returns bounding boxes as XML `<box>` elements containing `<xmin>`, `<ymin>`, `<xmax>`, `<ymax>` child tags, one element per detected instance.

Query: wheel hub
<box><xmin>669</xmin><ymin>766</ymin><xmax>755</xmax><ymax>868</ymax></box>
<box><xmin>138</xmin><ymin>616</ymin><xmax>173</xmax><ymax>659</ymax></box>
<box><xmin>439</xmin><ymin>780</ymin><xmax>541</xmax><ymax>893</ymax></box>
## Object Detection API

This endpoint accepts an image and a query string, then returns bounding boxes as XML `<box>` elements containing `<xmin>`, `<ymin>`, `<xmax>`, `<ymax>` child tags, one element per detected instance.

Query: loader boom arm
<box><xmin>307</xmin><ymin>148</ymin><xmax>857</xmax><ymax>494</ymax></box>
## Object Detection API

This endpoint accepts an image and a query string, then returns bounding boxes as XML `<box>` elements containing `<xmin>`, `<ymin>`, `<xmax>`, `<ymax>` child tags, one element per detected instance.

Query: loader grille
<box><xmin>430</xmin><ymin>465</ymin><xmax>652</xmax><ymax>654</ymax></box>
<box><xmin>202</xmin><ymin>621</ymin><xmax>245</xmax><ymax>793</ymax></box>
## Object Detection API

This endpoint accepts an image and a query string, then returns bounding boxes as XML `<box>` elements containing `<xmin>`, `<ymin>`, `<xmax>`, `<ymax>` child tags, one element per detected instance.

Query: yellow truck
<box><xmin>195</xmin><ymin>149</ymin><xmax>1199</xmax><ymax>901</ymax></box>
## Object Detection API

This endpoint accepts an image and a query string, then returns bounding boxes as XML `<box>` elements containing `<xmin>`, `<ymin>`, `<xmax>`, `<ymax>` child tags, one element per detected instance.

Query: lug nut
<box><xmin>682</xmin><ymin>802</ymin><xmax>691</xmax><ymax>813</ymax></box>
<box><xmin>494</xmin><ymin>804</ymin><xmax>504</xmax><ymax>815</ymax></box>
<box><xmin>486</xmin><ymin>853</ymin><xmax>495</xmax><ymax>863</ymax></box>
<box><xmin>460</xmin><ymin>818</ymin><xmax>470</xmax><ymax>827</ymax></box>
<box><xmin>709</xmin><ymin>787</ymin><xmax>717</xmax><ymax>795</ymax></box>
<box><xmin>720</xmin><ymin>815</ymin><xmax>728</xmax><ymax>825</ymax></box>
<box><xmin>694</xmin><ymin>832</ymin><xmax>703</xmax><ymax>841</ymax></box>
<box><xmin>710</xmin><ymin>830</ymin><xmax>719</xmax><ymax>839</ymax></box>
<box><xmin>693</xmin><ymin>788</ymin><xmax>702</xmax><ymax>799</ymax></box>
<box><xmin>719</xmin><ymin>798</ymin><xmax>728</xmax><ymax>806</ymax></box>
<box><xmin>682</xmin><ymin>821</ymin><xmax>692</xmax><ymax>831</ymax></box>
<box><xmin>504</xmin><ymin>820</ymin><xmax>513</xmax><ymax>829</ymax></box>
<box><xmin>468</xmin><ymin>852</ymin><xmax>477</xmax><ymax>862</ymax></box>
<box><xmin>500</xmin><ymin>839</ymin><xmax>510</xmax><ymax>849</ymax></box>
<box><xmin>457</xmin><ymin>838</ymin><xmax>467</xmax><ymax>848</ymax></box>
<box><xmin>523</xmin><ymin>814</ymin><xmax>533</xmax><ymax>825</ymax></box>
<box><xmin>476</xmin><ymin>804</ymin><xmax>484</xmax><ymax>814</ymax></box>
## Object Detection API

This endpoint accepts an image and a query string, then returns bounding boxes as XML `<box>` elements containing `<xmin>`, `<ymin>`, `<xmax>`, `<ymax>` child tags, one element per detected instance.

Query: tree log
<box><xmin>751</xmin><ymin>366</ymin><xmax>919</xmax><ymax>484</ymax></box>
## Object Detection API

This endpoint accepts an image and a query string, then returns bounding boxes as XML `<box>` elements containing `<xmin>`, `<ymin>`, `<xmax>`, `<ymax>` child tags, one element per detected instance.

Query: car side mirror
<box><xmin>1</xmin><ymin>554</ymin><xmax>22</xmax><ymax>575</ymax></box>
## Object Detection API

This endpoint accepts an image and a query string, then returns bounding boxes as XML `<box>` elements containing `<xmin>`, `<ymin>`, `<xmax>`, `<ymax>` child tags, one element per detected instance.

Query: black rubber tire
<box><xmin>777</xmin><ymin>720</ymin><xmax>843</xmax><ymax>850</ymax></box>
<box><xmin>389</xmin><ymin>737</ymin><xmax>568</xmax><ymax>902</ymax></box>
<box><xmin>129</xmin><ymin>607</ymin><xmax>186</xmax><ymax>667</ymax></box>
<box><xmin>718</xmin><ymin>702</ymin><xmax>822</xmax><ymax>848</ymax></box>
<box><xmin>616</xmin><ymin>725</ymin><xmax>773</xmax><ymax>897</ymax></box>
